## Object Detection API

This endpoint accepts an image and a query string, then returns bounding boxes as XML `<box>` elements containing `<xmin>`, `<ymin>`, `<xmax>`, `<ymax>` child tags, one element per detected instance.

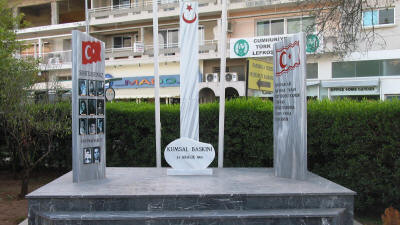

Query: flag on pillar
<box><xmin>180</xmin><ymin>1</ymin><xmax>199</xmax><ymax>140</ymax></box>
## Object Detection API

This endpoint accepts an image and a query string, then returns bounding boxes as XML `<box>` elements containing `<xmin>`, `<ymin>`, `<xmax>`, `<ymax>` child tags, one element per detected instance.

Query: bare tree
<box><xmin>298</xmin><ymin>0</ymin><xmax>398</xmax><ymax>57</ymax></box>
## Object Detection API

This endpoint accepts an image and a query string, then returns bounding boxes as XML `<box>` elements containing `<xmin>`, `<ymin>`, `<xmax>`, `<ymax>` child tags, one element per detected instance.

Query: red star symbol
<box><xmin>186</xmin><ymin>4</ymin><xmax>192</xmax><ymax>12</ymax></box>
<box><xmin>288</xmin><ymin>54</ymin><xmax>292</xmax><ymax>59</ymax></box>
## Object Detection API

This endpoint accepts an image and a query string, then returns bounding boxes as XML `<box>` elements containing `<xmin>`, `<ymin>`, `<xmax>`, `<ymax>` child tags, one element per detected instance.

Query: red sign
<box><xmin>275</xmin><ymin>40</ymin><xmax>300</xmax><ymax>76</ymax></box>
<box><xmin>82</xmin><ymin>41</ymin><xmax>101</xmax><ymax>64</ymax></box>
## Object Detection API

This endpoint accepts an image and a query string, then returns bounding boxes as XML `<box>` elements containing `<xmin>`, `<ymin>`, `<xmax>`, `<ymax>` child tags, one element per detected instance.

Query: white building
<box><xmin>12</xmin><ymin>0</ymin><xmax>400</xmax><ymax>101</ymax></box>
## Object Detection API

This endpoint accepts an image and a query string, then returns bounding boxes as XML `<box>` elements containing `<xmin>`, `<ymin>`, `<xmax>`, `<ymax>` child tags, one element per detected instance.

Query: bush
<box><xmin>0</xmin><ymin>98</ymin><xmax>399</xmax><ymax>214</ymax></box>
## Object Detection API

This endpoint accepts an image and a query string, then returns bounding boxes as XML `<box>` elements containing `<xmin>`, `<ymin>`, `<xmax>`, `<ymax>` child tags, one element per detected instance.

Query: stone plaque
<box><xmin>273</xmin><ymin>33</ymin><xmax>307</xmax><ymax>180</ymax></box>
<box><xmin>165</xmin><ymin>138</ymin><xmax>215</xmax><ymax>175</ymax></box>
<box><xmin>72</xmin><ymin>30</ymin><xmax>106</xmax><ymax>183</ymax></box>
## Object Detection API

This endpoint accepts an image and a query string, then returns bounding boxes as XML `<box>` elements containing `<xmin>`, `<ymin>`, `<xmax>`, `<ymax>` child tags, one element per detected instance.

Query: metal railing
<box><xmin>89</xmin><ymin>0</ymin><xmax>216</xmax><ymax>16</ymax></box>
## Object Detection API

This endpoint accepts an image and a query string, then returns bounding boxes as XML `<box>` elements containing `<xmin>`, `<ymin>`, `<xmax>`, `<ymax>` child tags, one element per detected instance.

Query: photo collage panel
<box><xmin>83</xmin><ymin>147</ymin><xmax>101</xmax><ymax>164</ymax></box>
<box><xmin>79</xmin><ymin>79</ymin><xmax>105</xmax><ymax>136</ymax></box>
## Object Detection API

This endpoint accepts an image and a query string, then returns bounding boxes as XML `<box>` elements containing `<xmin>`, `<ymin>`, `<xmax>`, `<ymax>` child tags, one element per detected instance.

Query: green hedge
<box><xmin>1</xmin><ymin>98</ymin><xmax>399</xmax><ymax>214</ymax></box>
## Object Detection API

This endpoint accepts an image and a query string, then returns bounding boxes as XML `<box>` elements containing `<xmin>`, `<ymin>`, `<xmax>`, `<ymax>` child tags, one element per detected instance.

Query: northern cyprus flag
<box><xmin>180</xmin><ymin>1</ymin><xmax>199</xmax><ymax>140</ymax></box>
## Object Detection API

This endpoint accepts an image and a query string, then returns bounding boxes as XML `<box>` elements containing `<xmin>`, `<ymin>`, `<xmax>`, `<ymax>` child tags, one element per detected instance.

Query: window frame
<box><xmin>255</xmin><ymin>16</ymin><xmax>316</xmax><ymax>36</ymax></box>
<box><xmin>362</xmin><ymin>7</ymin><xmax>396</xmax><ymax>28</ymax></box>
<box><xmin>112</xmin><ymin>35</ymin><xmax>133</xmax><ymax>49</ymax></box>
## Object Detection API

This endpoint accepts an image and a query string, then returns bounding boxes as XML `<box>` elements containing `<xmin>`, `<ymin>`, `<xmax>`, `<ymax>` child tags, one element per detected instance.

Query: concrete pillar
<box><xmin>140</xmin><ymin>27</ymin><xmax>145</xmax><ymax>43</ymax></box>
<box><xmin>13</xmin><ymin>7</ymin><xmax>20</xmax><ymax>29</ymax></box>
<box><xmin>38</xmin><ymin>38</ymin><xmax>43</xmax><ymax>58</ymax></box>
<box><xmin>51</xmin><ymin>1</ymin><xmax>59</xmax><ymax>25</ymax></box>
<box><xmin>217</xmin><ymin>19</ymin><xmax>221</xmax><ymax>55</ymax></box>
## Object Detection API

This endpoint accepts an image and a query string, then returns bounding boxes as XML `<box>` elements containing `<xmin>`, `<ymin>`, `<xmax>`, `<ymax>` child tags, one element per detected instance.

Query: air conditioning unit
<box><xmin>225</xmin><ymin>72</ymin><xmax>238</xmax><ymax>82</ymax></box>
<box><xmin>205</xmin><ymin>73</ymin><xmax>219</xmax><ymax>82</ymax></box>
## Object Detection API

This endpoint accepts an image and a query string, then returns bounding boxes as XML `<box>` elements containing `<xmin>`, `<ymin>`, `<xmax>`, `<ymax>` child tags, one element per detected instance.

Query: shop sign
<box><xmin>230</xmin><ymin>34</ymin><xmax>321</xmax><ymax>58</ymax></box>
<box><xmin>247</xmin><ymin>59</ymin><xmax>273</xmax><ymax>92</ymax></box>
<box><xmin>330</xmin><ymin>86</ymin><xmax>379</xmax><ymax>96</ymax></box>
<box><xmin>111</xmin><ymin>75</ymin><xmax>180</xmax><ymax>89</ymax></box>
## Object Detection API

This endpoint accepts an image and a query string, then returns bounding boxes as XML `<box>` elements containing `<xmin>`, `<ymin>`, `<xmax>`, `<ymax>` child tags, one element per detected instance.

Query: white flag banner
<box><xmin>180</xmin><ymin>1</ymin><xmax>199</xmax><ymax>140</ymax></box>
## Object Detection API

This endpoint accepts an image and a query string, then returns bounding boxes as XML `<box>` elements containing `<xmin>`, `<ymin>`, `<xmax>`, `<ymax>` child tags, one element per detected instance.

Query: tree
<box><xmin>0</xmin><ymin>0</ymin><xmax>70</xmax><ymax>198</ymax></box>
<box><xmin>297</xmin><ymin>0</ymin><xmax>398</xmax><ymax>56</ymax></box>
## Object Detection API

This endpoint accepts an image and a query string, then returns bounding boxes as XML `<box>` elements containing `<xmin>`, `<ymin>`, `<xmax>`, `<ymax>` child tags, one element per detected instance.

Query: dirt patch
<box><xmin>0</xmin><ymin>171</ymin><xmax>64</xmax><ymax>225</ymax></box>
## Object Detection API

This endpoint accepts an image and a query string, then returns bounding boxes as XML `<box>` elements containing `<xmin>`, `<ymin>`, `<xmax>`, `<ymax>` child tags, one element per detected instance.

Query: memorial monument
<box><xmin>164</xmin><ymin>1</ymin><xmax>215</xmax><ymax>175</ymax></box>
<box><xmin>25</xmin><ymin>5</ymin><xmax>355</xmax><ymax>225</ymax></box>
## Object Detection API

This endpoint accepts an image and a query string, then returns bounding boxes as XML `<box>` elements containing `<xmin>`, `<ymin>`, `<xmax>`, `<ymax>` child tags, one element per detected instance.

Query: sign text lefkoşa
<box><xmin>273</xmin><ymin>33</ymin><xmax>307</xmax><ymax>180</ymax></box>
<box><xmin>72</xmin><ymin>31</ymin><xmax>106</xmax><ymax>183</ymax></box>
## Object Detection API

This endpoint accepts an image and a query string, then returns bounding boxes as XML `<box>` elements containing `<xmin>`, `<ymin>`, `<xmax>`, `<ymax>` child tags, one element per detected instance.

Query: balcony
<box><xmin>229</xmin><ymin>0</ymin><xmax>298</xmax><ymax>11</ymax></box>
<box><xmin>89</xmin><ymin>0</ymin><xmax>220</xmax><ymax>26</ymax></box>
<box><xmin>17</xmin><ymin>40</ymin><xmax>219</xmax><ymax>70</ymax></box>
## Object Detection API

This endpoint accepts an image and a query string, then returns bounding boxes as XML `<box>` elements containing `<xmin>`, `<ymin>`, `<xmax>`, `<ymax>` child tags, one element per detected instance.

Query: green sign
<box><xmin>234</xmin><ymin>39</ymin><xmax>250</xmax><ymax>57</ymax></box>
<box><xmin>306</xmin><ymin>34</ymin><xmax>320</xmax><ymax>53</ymax></box>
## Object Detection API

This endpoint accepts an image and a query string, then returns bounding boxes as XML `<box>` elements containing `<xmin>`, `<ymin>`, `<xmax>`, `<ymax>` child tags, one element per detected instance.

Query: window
<box><xmin>113</xmin><ymin>0</ymin><xmax>130</xmax><ymax>8</ymax></box>
<box><xmin>271</xmin><ymin>19</ymin><xmax>284</xmax><ymax>35</ymax></box>
<box><xmin>258</xmin><ymin>17</ymin><xmax>315</xmax><ymax>36</ymax></box>
<box><xmin>332</xmin><ymin>59</ymin><xmax>400</xmax><ymax>78</ymax></box>
<box><xmin>363</xmin><ymin>8</ymin><xmax>394</xmax><ymax>27</ymax></box>
<box><xmin>386</xmin><ymin>95</ymin><xmax>400</xmax><ymax>101</ymax></box>
<box><xmin>287</xmin><ymin>17</ymin><xmax>315</xmax><ymax>34</ymax></box>
<box><xmin>256</xmin><ymin>19</ymin><xmax>284</xmax><ymax>36</ymax></box>
<box><xmin>307</xmin><ymin>63</ymin><xmax>318</xmax><ymax>79</ymax></box>
<box><xmin>257</xmin><ymin>20</ymin><xmax>270</xmax><ymax>36</ymax></box>
<box><xmin>113</xmin><ymin>36</ymin><xmax>132</xmax><ymax>48</ymax></box>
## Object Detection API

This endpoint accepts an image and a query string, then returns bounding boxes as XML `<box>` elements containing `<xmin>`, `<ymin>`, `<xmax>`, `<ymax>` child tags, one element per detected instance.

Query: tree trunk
<box><xmin>19</xmin><ymin>169</ymin><xmax>30</xmax><ymax>199</ymax></box>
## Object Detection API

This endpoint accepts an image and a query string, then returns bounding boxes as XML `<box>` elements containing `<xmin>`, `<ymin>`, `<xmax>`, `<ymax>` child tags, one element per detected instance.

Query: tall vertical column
<box><xmin>51</xmin><ymin>1</ymin><xmax>59</xmax><ymax>25</ymax></box>
<box><xmin>217</xmin><ymin>0</ymin><xmax>227</xmax><ymax>168</ymax></box>
<box><xmin>141</xmin><ymin>27</ymin><xmax>145</xmax><ymax>42</ymax></box>
<box><xmin>13</xmin><ymin>7</ymin><xmax>20</xmax><ymax>29</ymax></box>
<box><xmin>153</xmin><ymin>0</ymin><xmax>162</xmax><ymax>168</ymax></box>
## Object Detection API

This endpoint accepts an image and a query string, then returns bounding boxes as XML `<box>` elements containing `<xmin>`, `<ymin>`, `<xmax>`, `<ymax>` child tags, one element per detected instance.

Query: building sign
<box><xmin>330</xmin><ymin>86</ymin><xmax>379</xmax><ymax>96</ymax></box>
<box><xmin>111</xmin><ymin>75</ymin><xmax>180</xmax><ymax>89</ymax></box>
<box><xmin>230</xmin><ymin>34</ymin><xmax>321</xmax><ymax>58</ymax></box>
<box><xmin>247</xmin><ymin>59</ymin><xmax>273</xmax><ymax>92</ymax></box>
<box><xmin>72</xmin><ymin>30</ymin><xmax>106</xmax><ymax>183</ymax></box>
<box><xmin>273</xmin><ymin>32</ymin><xmax>307</xmax><ymax>180</ymax></box>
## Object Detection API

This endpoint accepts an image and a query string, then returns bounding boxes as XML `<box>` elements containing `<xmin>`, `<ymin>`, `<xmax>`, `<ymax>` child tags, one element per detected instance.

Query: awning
<box><xmin>321</xmin><ymin>79</ymin><xmax>379</xmax><ymax>88</ymax></box>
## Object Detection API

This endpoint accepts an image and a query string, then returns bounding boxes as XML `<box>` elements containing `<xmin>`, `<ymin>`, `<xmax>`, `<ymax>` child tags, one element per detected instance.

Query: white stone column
<box><xmin>141</xmin><ymin>27</ymin><xmax>145</xmax><ymax>43</ymax></box>
<box><xmin>51</xmin><ymin>1</ymin><xmax>59</xmax><ymax>25</ymax></box>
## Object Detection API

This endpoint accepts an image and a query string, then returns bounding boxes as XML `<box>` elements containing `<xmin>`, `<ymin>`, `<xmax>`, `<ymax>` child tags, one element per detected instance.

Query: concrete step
<box><xmin>37</xmin><ymin>208</ymin><xmax>346</xmax><ymax>225</ymax></box>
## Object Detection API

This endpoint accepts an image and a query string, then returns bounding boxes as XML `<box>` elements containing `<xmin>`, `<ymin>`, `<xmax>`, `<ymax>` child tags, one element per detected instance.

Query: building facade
<box><xmin>12</xmin><ymin>0</ymin><xmax>400</xmax><ymax>102</ymax></box>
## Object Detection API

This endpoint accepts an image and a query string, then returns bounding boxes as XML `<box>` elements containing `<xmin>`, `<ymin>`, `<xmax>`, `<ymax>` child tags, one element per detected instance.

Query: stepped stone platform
<box><xmin>27</xmin><ymin>167</ymin><xmax>355</xmax><ymax>225</ymax></box>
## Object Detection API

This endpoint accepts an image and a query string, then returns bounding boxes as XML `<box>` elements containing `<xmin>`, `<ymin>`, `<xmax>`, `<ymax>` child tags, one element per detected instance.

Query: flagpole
<box><xmin>153</xmin><ymin>0</ymin><xmax>162</xmax><ymax>168</ymax></box>
<box><xmin>85</xmin><ymin>0</ymin><xmax>89</xmax><ymax>34</ymax></box>
<box><xmin>218</xmin><ymin>0</ymin><xmax>227</xmax><ymax>168</ymax></box>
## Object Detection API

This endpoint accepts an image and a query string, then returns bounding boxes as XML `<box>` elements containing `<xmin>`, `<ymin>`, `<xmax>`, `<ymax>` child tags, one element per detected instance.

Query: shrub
<box><xmin>0</xmin><ymin>98</ymin><xmax>399</xmax><ymax>214</ymax></box>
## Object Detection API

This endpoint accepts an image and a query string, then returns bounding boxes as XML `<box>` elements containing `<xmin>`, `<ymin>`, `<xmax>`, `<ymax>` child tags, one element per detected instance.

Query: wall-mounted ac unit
<box><xmin>205</xmin><ymin>73</ymin><xmax>219</xmax><ymax>82</ymax></box>
<box><xmin>225</xmin><ymin>72</ymin><xmax>238</xmax><ymax>82</ymax></box>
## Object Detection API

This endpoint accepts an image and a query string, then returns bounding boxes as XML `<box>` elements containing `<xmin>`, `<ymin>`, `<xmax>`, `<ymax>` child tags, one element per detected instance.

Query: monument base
<box><xmin>167</xmin><ymin>168</ymin><xmax>213</xmax><ymax>175</ymax></box>
<box><xmin>27</xmin><ymin>167</ymin><xmax>355</xmax><ymax>225</ymax></box>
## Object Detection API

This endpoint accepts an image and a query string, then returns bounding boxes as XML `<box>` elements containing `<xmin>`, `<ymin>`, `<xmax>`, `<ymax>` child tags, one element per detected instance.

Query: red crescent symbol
<box><xmin>182</xmin><ymin>13</ymin><xmax>197</xmax><ymax>24</ymax></box>
<box><xmin>280</xmin><ymin>51</ymin><xmax>287</xmax><ymax>69</ymax></box>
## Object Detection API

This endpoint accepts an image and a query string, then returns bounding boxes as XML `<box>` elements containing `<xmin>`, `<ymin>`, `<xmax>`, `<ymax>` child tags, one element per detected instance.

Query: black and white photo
<box><xmin>97</xmin><ymin>118</ymin><xmax>104</xmax><ymax>134</ymax></box>
<box><xmin>97</xmin><ymin>100</ymin><xmax>104</xmax><ymax>115</ymax></box>
<box><xmin>93</xmin><ymin>147</ymin><xmax>100</xmax><ymax>163</ymax></box>
<box><xmin>89</xmin><ymin>80</ymin><xmax>95</xmax><ymax>96</ymax></box>
<box><xmin>79</xmin><ymin>118</ymin><xmax>87</xmax><ymax>135</ymax></box>
<box><xmin>96</xmin><ymin>81</ymin><xmax>104</xmax><ymax>96</ymax></box>
<box><xmin>79</xmin><ymin>99</ymin><xmax>87</xmax><ymax>115</ymax></box>
<box><xmin>88</xmin><ymin>118</ymin><xmax>97</xmax><ymax>135</ymax></box>
<box><xmin>79</xmin><ymin>79</ymin><xmax>87</xmax><ymax>96</ymax></box>
<box><xmin>88</xmin><ymin>99</ymin><xmax>96</xmax><ymax>115</ymax></box>
<box><xmin>83</xmin><ymin>148</ymin><xmax>92</xmax><ymax>164</ymax></box>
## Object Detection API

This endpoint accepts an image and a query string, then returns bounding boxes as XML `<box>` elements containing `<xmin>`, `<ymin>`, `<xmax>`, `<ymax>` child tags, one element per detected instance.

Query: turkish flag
<box><xmin>82</xmin><ymin>41</ymin><xmax>101</xmax><ymax>64</ymax></box>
